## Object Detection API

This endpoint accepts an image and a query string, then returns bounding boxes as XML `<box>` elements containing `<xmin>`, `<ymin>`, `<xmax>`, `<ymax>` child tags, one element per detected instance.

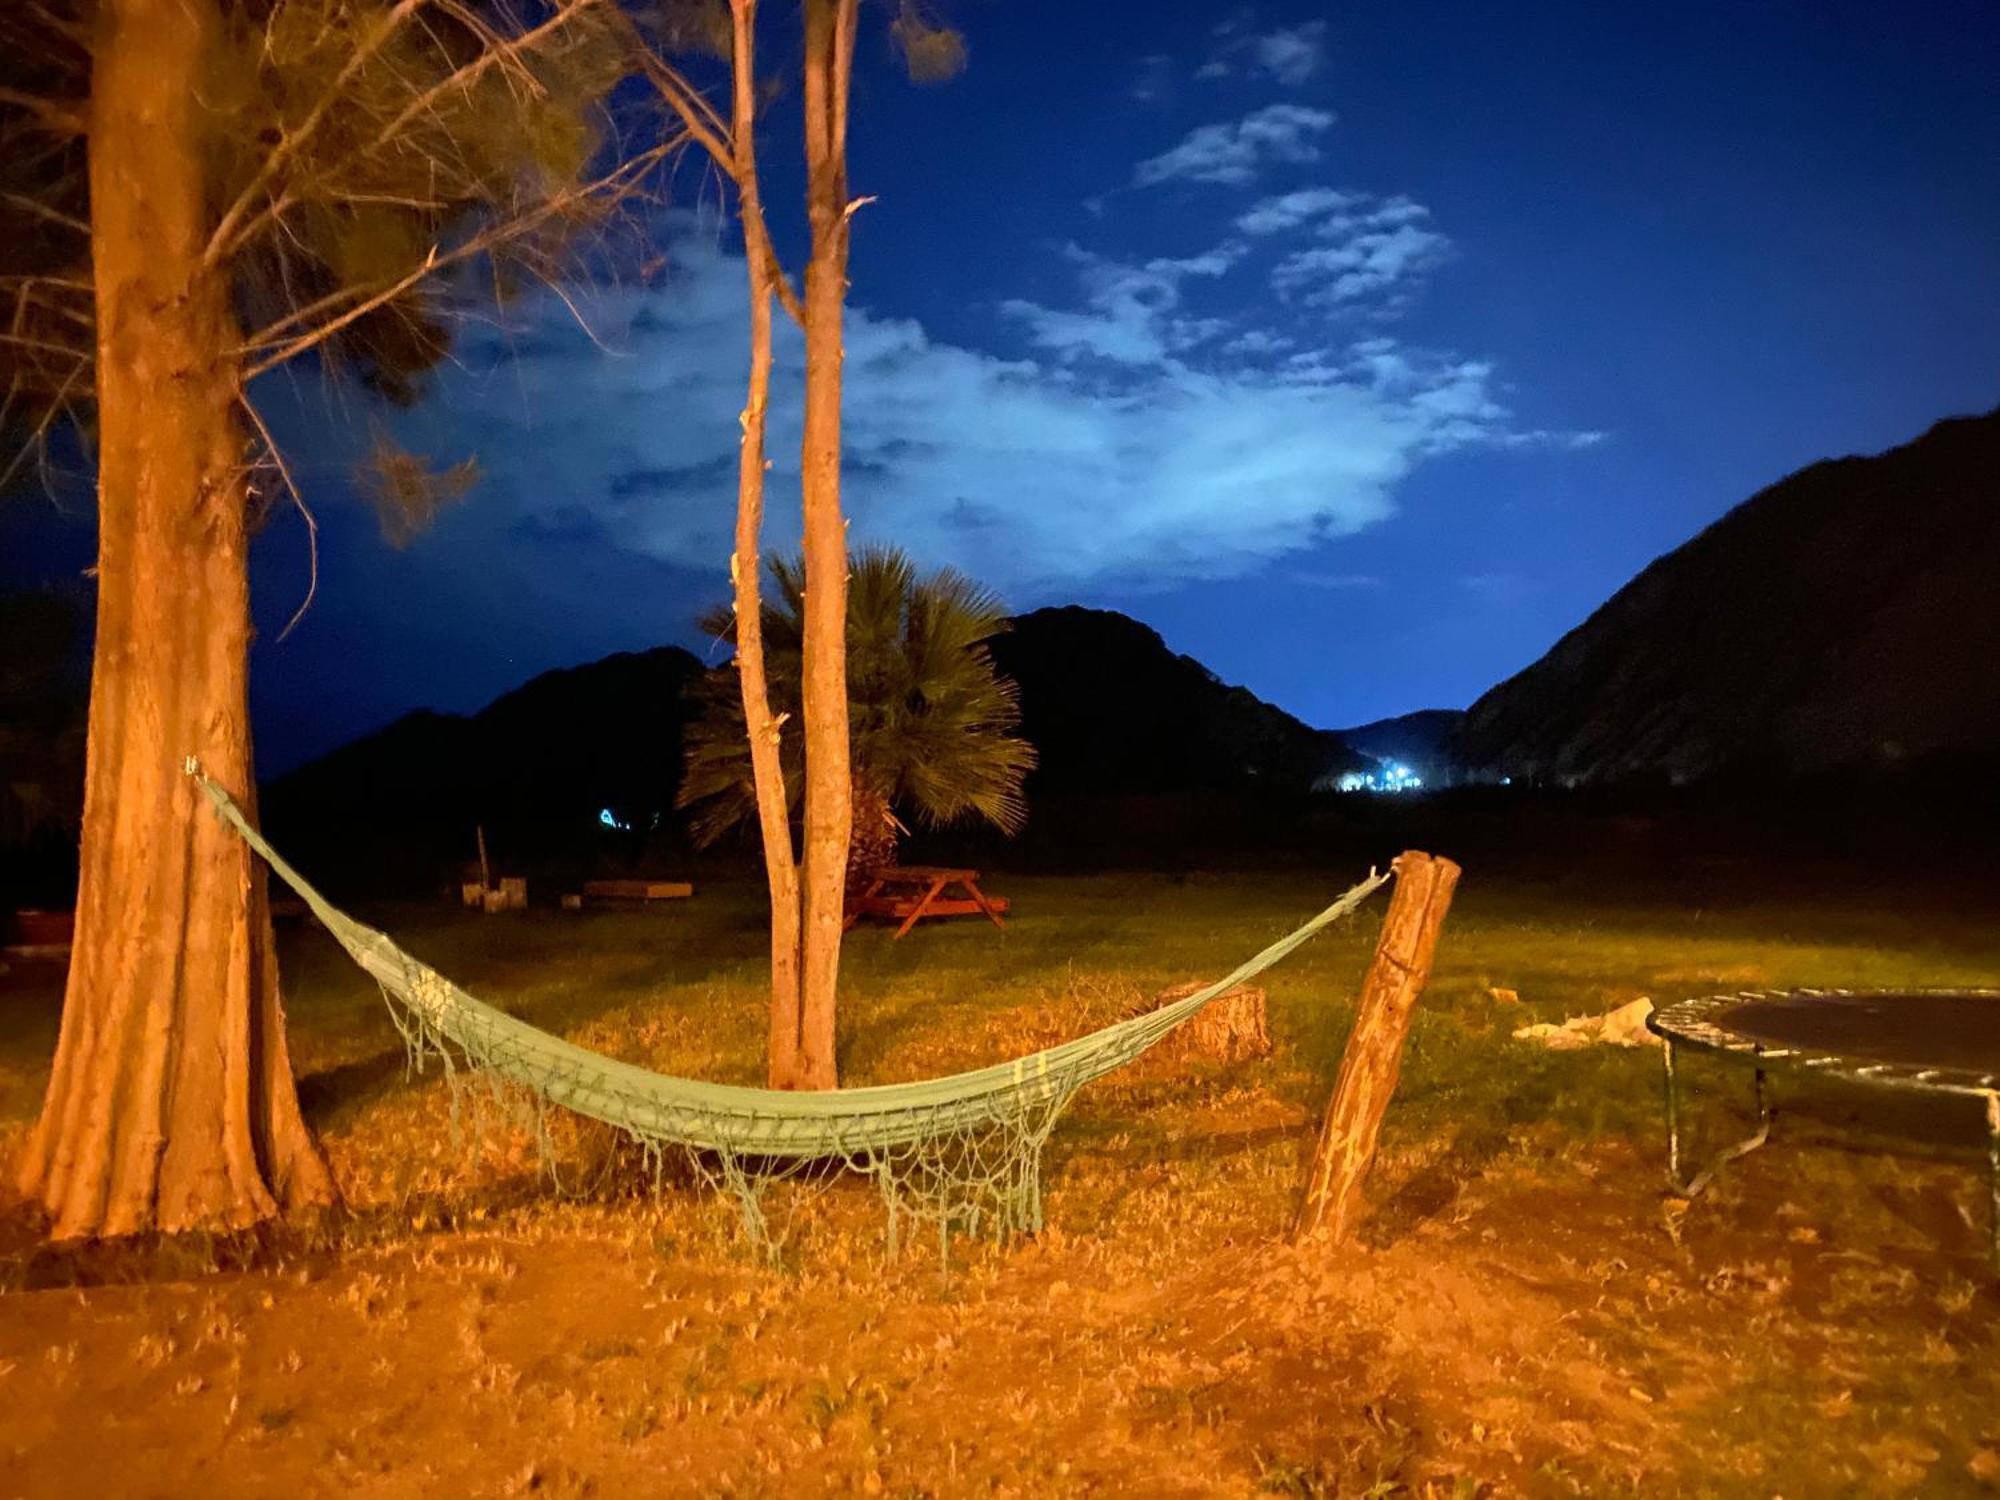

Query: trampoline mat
<box><xmin>1718</xmin><ymin>992</ymin><xmax>2000</xmax><ymax>1076</ymax></box>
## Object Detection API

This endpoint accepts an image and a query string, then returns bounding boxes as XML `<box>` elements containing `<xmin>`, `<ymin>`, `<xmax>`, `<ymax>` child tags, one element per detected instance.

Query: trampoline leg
<box><xmin>1986</xmin><ymin>1093</ymin><xmax>1999</xmax><ymax>1272</ymax></box>
<box><xmin>1662</xmin><ymin>1042</ymin><xmax>1770</xmax><ymax>1199</ymax></box>
<box><xmin>1663</xmin><ymin>1040</ymin><xmax>1687</xmax><ymax>1188</ymax></box>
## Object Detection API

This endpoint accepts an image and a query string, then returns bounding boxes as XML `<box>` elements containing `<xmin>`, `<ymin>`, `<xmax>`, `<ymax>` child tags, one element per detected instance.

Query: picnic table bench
<box><xmin>845</xmin><ymin>865</ymin><xmax>1008</xmax><ymax>939</ymax></box>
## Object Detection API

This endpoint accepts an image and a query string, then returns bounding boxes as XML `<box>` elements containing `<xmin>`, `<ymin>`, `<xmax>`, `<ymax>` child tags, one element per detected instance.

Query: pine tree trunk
<box><xmin>725</xmin><ymin>0</ymin><xmax>805</xmax><ymax>1090</ymax></box>
<box><xmin>791</xmin><ymin>0</ymin><xmax>860</xmax><ymax>1091</ymax></box>
<box><xmin>13</xmin><ymin>0</ymin><xmax>335</xmax><ymax>1238</ymax></box>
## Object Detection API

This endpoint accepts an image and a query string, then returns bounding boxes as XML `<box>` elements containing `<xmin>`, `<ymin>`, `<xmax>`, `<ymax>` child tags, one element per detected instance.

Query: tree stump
<box><xmin>1296</xmin><ymin>850</ymin><xmax>1461</xmax><ymax>1244</ymax></box>
<box><xmin>1155</xmin><ymin>981</ymin><xmax>1271</xmax><ymax>1061</ymax></box>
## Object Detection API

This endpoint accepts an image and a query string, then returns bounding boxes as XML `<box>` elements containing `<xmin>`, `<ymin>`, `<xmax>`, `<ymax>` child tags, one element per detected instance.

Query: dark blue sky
<box><xmin>6</xmin><ymin>0</ymin><xmax>1998</xmax><ymax>771</ymax></box>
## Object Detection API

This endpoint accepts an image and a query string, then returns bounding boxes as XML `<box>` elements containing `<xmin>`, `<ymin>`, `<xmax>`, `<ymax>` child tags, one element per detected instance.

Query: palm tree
<box><xmin>681</xmin><ymin>546</ymin><xmax>1036</xmax><ymax>888</ymax></box>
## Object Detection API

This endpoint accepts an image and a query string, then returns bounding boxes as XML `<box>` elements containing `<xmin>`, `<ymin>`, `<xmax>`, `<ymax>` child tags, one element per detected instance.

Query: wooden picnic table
<box><xmin>844</xmin><ymin>865</ymin><xmax>1009</xmax><ymax>939</ymax></box>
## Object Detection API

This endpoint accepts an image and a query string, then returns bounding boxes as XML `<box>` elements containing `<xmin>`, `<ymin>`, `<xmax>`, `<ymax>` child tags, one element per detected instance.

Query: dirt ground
<box><xmin>2</xmin><ymin>870</ymin><xmax>1996</xmax><ymax>1497</ymax></box>
<box><xmin>5</xmin><ymin>1112</ymin><xmax>1996</xmax><ymax>1496</ymax></box>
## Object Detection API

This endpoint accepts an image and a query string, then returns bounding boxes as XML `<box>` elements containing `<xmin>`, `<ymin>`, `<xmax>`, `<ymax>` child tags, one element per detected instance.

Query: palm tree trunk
<box><xmin>791</xmin><ymin>0</ymin><xmax>859</xmax><ymax>1091</ymax></box>
<box><xmin>15</xmin><ymin>0</ymin><xmax>334</xmax><ymax>1238</ymax></box>
<box><xmin>845</xmin><ymin>780</ymin><xmax>899</xmax><ymax>897</ymax></box>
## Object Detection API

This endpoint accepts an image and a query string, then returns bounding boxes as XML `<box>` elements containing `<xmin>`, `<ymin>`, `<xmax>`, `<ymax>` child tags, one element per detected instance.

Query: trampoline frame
<box><xmin>1646</xmin><ymin>987</ymin><xmax>2000</xmax><ymax>1267</ymax></box>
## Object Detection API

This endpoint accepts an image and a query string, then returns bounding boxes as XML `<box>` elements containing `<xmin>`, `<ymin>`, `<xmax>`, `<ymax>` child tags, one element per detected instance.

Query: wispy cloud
<box><xmin>384</xmin><ymin>218</ymin><xmax>1540</xmax><ymax>600</ymax></box>
<box><xmin>1132</xmin><ymin>104</ymin><xmax>1336</xmax><ymax>188</ymax></box>
<box><xmin>1235</xmin><ymin>187</ymin><xmax>1361</xmax><ymax>235</ymax></box>
<box><xmin>1129</xmin><ymin>53</ymin><xmax>1175</xmax><ymax>102</ymax></box>
<box><xmin>1235</xmin><ymin>189</ymin><xmax>1452</xmax><ymax>309</ymax></box>
<box><xmin>1001</xmin><ymin>242</ymin><xmax>1246</xmax><ymax>365</ymax></box>
<box><xmin>1196</xmin><ymin>19</ymin><xmax>1330</xmax><ymax>87</ymax></box>
<box><xmin>1273</xmin><ymin>220</ymin><xmax>1451</xmax><ymax>307</ymax></box>
<box><xmin>1219</xmin><ymin>328</ymin><xmax>1294</xmax><ymax>358</ymax></box>
<box><xmin>1291</xmin><ymin>570</ymin><xmax>1383</xmax><ymax>590</ymax></box>
<box><xmin>1461</xmin><ymin>571</ymin><xmax>1538</xmax><ymax>605</ymax></box>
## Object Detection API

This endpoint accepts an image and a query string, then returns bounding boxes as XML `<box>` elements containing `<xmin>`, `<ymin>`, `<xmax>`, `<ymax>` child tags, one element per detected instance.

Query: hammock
<box><xmin>191</xmin><ymin>766</ymin><xmax>1389</xmax><ymax>1252</ymax></box>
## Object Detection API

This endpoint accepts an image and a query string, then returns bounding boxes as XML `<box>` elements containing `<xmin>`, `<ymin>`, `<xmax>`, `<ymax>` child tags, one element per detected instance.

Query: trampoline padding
<box><xmin>1717</xmin><ymin>991</ymin><xmax>2000</xmax><ymax>1076</ymax></box>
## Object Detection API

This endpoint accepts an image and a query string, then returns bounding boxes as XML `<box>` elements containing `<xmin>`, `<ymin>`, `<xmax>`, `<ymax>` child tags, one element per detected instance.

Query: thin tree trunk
<box><xmin>15</xmin><ymin>0</ymin><xmax>335</xmax><ymax>1239</ymax></box>
<box><xmin>724</xmin><ymin>0</ymin><xmax>805</xmax><ymax>1089</ymax></box>
<box><xmin>792</xmin><ymin>0</ymin><xmax>860</xmax><ymax>1090</ymax></box>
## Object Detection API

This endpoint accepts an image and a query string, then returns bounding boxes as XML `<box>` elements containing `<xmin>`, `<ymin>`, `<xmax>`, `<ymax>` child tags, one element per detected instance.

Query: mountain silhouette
<box><xmin>268</xmin><ymin>606</ymin><xmax>1366</xmax><ymax>884</ymax></box>
<box><xmin>1455</xmin><ymin>408</ymin><xmax>2000</xmax><ymax>784</ymax></box>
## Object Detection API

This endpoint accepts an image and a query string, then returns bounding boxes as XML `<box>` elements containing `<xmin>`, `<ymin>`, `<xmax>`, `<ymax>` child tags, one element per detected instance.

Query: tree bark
<box><xmin>1295</xmin><ymin>850</ymin><xmax>1460</xmax><ymax>1244</ymax></box>
<box><xmin>845</xmin><ymin>778</ymin><xmax>899</xmax><ymax>899</ymax></box>
<box><xmin>723</xmin><ymin>0</ymin><xmax>806</xmax><ymax>1089</ymax></box>
<box><xmin>14</xmin><ymin>0</ymin><xmax>335</xmax><ymax>1239</ymax></box>
<box><xmin>1153</xmin><ymin>982</ymin><xmax>1270</xmax><ymax>1063</ymax></box>
<box><xmin>790</xmin><ymin>0</ymin><xmax>860</xmax><ymax>1090</ymax></box>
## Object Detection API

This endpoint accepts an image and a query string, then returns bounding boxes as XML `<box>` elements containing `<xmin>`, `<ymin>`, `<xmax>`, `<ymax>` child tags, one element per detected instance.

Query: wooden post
<box><xmin>1296</xmin><ymin>850</ymin><xmax>1461</xmax><ymax>1244</ymax></box>
<box><xmin>475</xmin><ymin>824</ymin><xmax>491</xmax><ymax>892</ymax></box>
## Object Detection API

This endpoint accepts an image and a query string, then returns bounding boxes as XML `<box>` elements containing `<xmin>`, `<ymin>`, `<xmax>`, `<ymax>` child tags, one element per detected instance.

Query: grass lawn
<box><xmin>1</xmin><ymin>860</ymin><xmax>1997</xmax><ymax>1496</ymax></box>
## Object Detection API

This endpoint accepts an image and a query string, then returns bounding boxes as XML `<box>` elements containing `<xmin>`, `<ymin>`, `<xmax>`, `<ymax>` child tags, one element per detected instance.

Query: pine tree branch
<box><xmin>243</xmin><ymin>249</ymin><xmax>441</xmax><ymax>379</ymax></box>
<box><xmin>0</xmin><ymin>87</ymin><xmax>85</xmax><ymax>136</ymax></box>
<box><xmin>238</xmin><ymin>393</ymin><xmax>320</xmax><ymax>640</ymax></box>
<box><xmin>0</xmin><ymin>353</ymin><xmax>88</xmax><ymax>494</ymax></box>
<box><xmin>218</xmin><ymin>1</ymin><xmax>609</xmax><ymax>270</ymax></box>
<box><xmin>0</xmin><ymin>330</ymin><xmax>80</xmax><ymax>360</ymax></box>
<box><xmin>632</xmin><ymin>47</ymin><xmax>733</xmax><ymax>173</ymax></box>
<box><xmin>238</xmin><ymin>139</ymin><xmax>678</xmax><ymax>378</ymax></box>
<box><xmin>3</xmin><ymin>277</ymin><xmax>92</xmax><ymax>333</ymax></box>
<box><xmin>2</xmin><ymin>191</ymin><xmax>88</xmax><ymax>235</ymax></box>
<box><xmin>204</xmin><ymin>0</ymin><xmax>433</xmax><ymax>270</ymax></box>
<box><xmin>631</xmin><ymin>41</ymin><xmax>806</xmax><ymax>329</ymax></box>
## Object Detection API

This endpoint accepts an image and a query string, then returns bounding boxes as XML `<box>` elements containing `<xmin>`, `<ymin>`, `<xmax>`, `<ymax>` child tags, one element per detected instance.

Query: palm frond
<box><xmin>677</xmin><ymin>545</ymin><xmax>1036</xmax><ymax>845</ymax></box>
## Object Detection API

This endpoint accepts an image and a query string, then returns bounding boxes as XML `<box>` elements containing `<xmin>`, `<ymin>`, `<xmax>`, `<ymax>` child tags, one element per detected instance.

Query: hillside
<box><xmin>264</xmin><ymin>646</ymin><xmax>707</xmax><ymax>889</ymax></box>
<box><xmin>986</xmin><ymin>607</ymin><xmax>1365</xmax><ymax>798</ymax></box>
<box><xmin>1335</xmin><ymin>709</ymin><xmax>1465</xmax><ymax>787</ymax></box>
<box><xmin>1455</xmin><ymin>408</ymin><xmax>2000</xmax><ymax>784</ymax></box>
<box><xmin>269</xmin><ymin>607</ymin><xmax>1365</xmax><ymax>885</ymax></box>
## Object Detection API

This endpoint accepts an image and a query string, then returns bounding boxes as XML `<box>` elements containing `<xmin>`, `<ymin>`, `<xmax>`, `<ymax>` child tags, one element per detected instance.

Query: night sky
<box><xmin>5</xmin><ymin>0</ymin><xmax>1998</xmax><ymax>772</ymax></box>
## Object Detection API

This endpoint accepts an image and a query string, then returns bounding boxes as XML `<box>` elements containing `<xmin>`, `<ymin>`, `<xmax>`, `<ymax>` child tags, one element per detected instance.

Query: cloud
<box><xmin>1235</xmin><ymin>187</ymin><xmax>1360</xmax><ymax>235</ymax></box>
<box><xmin>1197</xmin><ymin>19</ymin><xmax>1330</xmax><ymax>87</ymax></box>
<box><xmin>1001</xmin><ymin>241</ymin><xmax>1246</xmax><ymax>365</ymax></box>
<box><xmin>384</xmin><ymin>220</ymin><xmax>1539</xmax><ymax>601</ymax></box>
<box><xmin>1235</xmin><ymin>190</ymin><xmax>1453</xmax><ymax>308</ymax></box>
<box><xmin>1132</xmin><ymin>104</ymin><xmax>1335</xmax><ymax>188</ymax></box>
<box><xmin>1129</xmin><ymin>53</ymin><xmax>1175</xmax><ymax>102</ymax></box>
<box><xmin>1273</xmin><ymin>220</ymin><xmax>1451</xmax><ymax>306</ymax></box>
<box><xmin>1461</xmin><ymin>571</ymin><xmax>1537</xmax><ymax>605</ymax></box>
<box><xmin>1248</xmin><ymin>22</ymin><xmax>1330</xmax><ymax>85</ymax></box>
<box><xmin>1219</xmin><ymin>328</ymin><xmax>1293</xmax><ymax>358</ymax></box>
<box><xmin>1290</xmin><ymin>570</ymin><xmax>1383</xmax><ymax>590</ymax></box>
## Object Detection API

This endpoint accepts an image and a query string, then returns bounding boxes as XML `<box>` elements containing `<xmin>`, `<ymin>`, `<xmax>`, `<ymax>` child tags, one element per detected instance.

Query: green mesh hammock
<box><xmin>192</xmin><ymin>767</ymin><xmax>1388</xmax><ymax>1254</ymax></box>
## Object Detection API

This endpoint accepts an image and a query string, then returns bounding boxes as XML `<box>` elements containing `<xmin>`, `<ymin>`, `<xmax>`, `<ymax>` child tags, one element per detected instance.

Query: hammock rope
<box><xmin>189</xmin><ymin>763</ymin><xmax>1389</xmax><ymax>1254</ymax></box>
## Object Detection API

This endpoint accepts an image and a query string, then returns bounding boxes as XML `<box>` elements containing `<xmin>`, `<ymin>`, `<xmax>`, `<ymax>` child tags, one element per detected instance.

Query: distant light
<box><xmin>1335</xmin><ymin>761</ymin><xmax>1425</xmax><ymax>795</ymax></box>
<box><xmin>598</xmin><ymin>807</ymin><xmax>633</xmax><ymax>832</ymax></box>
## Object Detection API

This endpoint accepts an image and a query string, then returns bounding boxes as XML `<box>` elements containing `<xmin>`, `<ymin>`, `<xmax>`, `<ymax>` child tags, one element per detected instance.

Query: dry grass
<box><xmin>0</xmin><ymin>863</ymin><xmax>1997</xmax><ymax>1496</ymax></box>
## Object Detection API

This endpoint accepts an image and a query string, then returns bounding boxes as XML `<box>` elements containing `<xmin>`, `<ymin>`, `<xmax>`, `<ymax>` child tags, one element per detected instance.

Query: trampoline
<box><xmin>1646</xmin><ymin>988</ymin><xmax>2000</xmax><ymax>1265</ymax></box>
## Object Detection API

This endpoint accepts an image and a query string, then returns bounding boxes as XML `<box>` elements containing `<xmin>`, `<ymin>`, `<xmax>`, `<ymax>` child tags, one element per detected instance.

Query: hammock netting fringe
<box><xmin>191</xmin><ymin>766</ymin><xmax>1389</xmax><ymax>1257</ymax></box>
